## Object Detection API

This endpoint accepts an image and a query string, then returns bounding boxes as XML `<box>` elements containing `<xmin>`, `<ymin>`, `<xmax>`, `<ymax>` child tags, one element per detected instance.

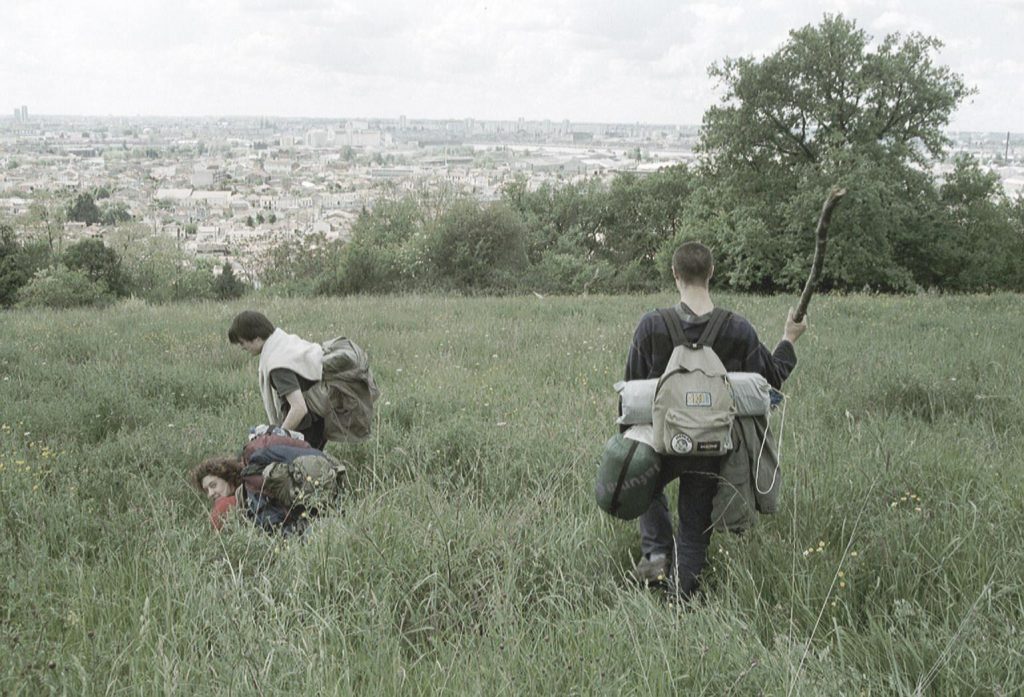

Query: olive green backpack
<box><xmin>651</xmin><ymin>306</ymin><xmax>736</xmax><ymax>456</ymax></box>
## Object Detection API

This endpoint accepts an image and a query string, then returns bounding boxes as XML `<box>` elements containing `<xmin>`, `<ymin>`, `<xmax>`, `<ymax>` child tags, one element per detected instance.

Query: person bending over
<box><xmin>228</xmin><ymin>310</ymin><xmax>327</xmax><ymax>449</ymax></box>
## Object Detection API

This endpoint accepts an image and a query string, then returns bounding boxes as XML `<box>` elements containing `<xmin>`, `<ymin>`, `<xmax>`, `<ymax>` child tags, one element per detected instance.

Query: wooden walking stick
<box><xmin>793</xmin><ymin>186</ymin><xmax>847</xmax><ymax>323</ymax></box>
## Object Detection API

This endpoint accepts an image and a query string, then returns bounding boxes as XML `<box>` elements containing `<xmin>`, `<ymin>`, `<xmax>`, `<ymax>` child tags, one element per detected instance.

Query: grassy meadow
<box><xmin>1</xmin><ymin>292</ymin><xmax>1022</xmax><ymax>695</ymax></box>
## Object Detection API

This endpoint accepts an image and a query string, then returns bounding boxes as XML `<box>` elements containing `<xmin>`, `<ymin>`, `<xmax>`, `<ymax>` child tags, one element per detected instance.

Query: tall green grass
<box><xmin>1</xmin><ymin>293</ymin><xmax>1021</xmax><ymax>695</ymax></box>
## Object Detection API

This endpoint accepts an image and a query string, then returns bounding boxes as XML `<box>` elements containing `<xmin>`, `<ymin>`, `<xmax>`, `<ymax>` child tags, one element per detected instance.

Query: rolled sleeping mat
<box><xmin>728</xmin><ymin>372</ymin><xmax>774</xmax><ymax>416</ymax></box>
<box><xmin>614</xmin><ymin>379</ymin><xmax>658</xmax><ymax>425</ymax></box>
<box><xmin>616</xmin><ymin>372</ymin><xmax>774</xmax><ymax>425</ymax></box>
<box><xmin>595</xmin><ymin>425</ymin><xmax>662</xmax><ymax>520</ymax></box>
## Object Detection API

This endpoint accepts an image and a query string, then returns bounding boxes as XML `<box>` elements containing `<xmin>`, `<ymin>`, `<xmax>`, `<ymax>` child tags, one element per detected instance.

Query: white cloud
<box><xmin>871</xmin><ymin>10</ymin><xmax>934</xmax><ymax>34</ymax></box>
<box><xmin>0</xmin><ymin>0</ymin><xmax>1022</xmax><ymax>129</ymax></box>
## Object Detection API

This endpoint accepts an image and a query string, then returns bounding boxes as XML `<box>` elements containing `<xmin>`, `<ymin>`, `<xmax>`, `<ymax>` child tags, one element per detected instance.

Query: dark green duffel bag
<box><xmin>595</xmin><ymin>428</ymin><xmax>662</xmax><ymax>520</ymax></box>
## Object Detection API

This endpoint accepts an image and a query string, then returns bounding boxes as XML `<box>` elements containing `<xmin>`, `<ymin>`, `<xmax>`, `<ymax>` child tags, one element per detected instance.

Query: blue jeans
<box><xmin>638</xmin><ymin>456</ymin><xmax>724</xmax><ymax>597</ymax></box>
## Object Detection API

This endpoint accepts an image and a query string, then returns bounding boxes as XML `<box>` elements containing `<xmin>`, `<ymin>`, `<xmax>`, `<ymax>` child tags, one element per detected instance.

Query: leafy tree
<box><xmin>602</xmin><ymin>167</ymin><xmax>697</xmax><ymax>269</ymax></box>
<box><xmin>501</xmin><ymin>167</ymin><xmax>696</xmax><ymax>292</ymax></box>
<box><xmin>693</xmin><ymin>14</ymin><xmax>976</xmax><ymax>291</ymax></box>
<box><xmin>119</xmin><ymin>233</ymin><xmax>190</xmax><ymax>300</ymax></box>
<box><xmin>702</xmin><ymin>14</ymin><xmax>971</xmax><ymax>171</ymax></box>
<box><xmin>321</xmin><ymin>195</ymin><xmax>428</xmax><ymax>294</ymax></box>
<box><xmin>67</xmin><ymin>192</ymin><xmax>101</xmax><ymax>226</ymax></box>
<box><xmin>171</xmin><ymin>259</ymin><xmax>218</xmax><ymax>302</ymax></box>
<box><xmin>939</xmin><ymin>155</ymin><xmax>1024</xmax><ymax>290</ymax></box>
<box><xmin>0</xmin><ymin>224</ymin><xmax>32</xmax><ymax>306</ymax></box>
<box><xmin>502</xmin><ymin>177</ymin><xmax>606</xmax><ymax>263</ymax></box>
<box><xmin>246</xmin><ymin>215</ymin><xmax>255</xmax><ymax>228</ymax></box>
<box><xmin>325</xmin><ymin>243</ymin><xmax>403</xmax><ymax>295</ymax></box>
<box><xmin>62</xmin><ymin>238</ymin><xmax>126</xmax><ymax>296</ymax></box>
<box><xmin>99</xmin><ymin>202</ymin><xmax>132</xmax><ymax>226</ymax></box>
<box><xmin>214</xmin><ymin>262</ymin><xmax>246</xmax><ymax>300</ymax></box>
<box><xmin>26</xmin><ymin>196</ymin><xmax>66</xmax><ymax>257</ymax></box>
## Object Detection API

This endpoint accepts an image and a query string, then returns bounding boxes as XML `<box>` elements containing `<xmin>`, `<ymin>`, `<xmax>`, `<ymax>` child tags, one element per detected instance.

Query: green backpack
<box><xmin>303</xmin><ymin>337</ymin><xmax>381</xmax><ymax>443</ymax></box>
<box><xmin>652</xmin><ymin>306</ymin><xmax>736</xmax><ymax>456</ymax></box>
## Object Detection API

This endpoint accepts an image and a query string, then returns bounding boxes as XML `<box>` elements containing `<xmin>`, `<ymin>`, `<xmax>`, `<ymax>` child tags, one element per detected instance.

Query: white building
<box><xmin>359</xmin><ymin>131</ymin><xmax>393</xmax><ymax>148</ymax></box>
<box><xmin>305</xmin><ymin>129</ymin><xmax>328</xmax><ymax>148</ymax></box>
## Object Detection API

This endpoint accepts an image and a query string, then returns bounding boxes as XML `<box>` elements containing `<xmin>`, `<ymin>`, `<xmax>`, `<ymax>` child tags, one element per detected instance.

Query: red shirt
<box><xmin>210</xmin><ymin>495</ymin><xmax>238</xmax><ymax>530</ymax></box>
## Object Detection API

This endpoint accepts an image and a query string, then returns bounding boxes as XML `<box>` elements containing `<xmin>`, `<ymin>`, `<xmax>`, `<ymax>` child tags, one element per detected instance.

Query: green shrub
<box><xmin>258</xmin><ymin>232</ymin><xmax>342</xmax><ymax>296</ymax></box>
<box><xmin>522</xmin><ymin>252</ymin><xmax>614</xmax><ymax>294</ymax></box>
<box><xmin>426</xmin><ymin>200</ymin><xmax>528</xmax><ymax>292</ymax></box>
<box><xmin>15</xmin><ymin>265</ymin><xmax>113</xmax><ymax>309</ymax></box>
<box><xmin>320</xmin><ymin>242</ymin><xmax>409</xmax><ymax>295</ymax></box>
<box><xmin>171</xmin><ymin>264</ymin><xmax>217</xmax><ymax>302</ymax></box>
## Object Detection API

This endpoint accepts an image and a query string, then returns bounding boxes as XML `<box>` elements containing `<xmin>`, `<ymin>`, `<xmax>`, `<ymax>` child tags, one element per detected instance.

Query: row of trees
<box><xmin>2</xmin><ymin>15</ymin><xmax>1022</xmax><ymax>308</ymax></box>
<box><xmin>260</xmin><ymin>157</ymin><xmax>1021</xmax><ymax>298</ymax></box>
<box><xmin>294</xmin><ymin>169</ymin><xmax>697</xmax><ymax>296</ymax></box>
<box><xmin>0</xmin><ymin>229</ymin><xmax>246</xmax><ymax>308</ymax></box>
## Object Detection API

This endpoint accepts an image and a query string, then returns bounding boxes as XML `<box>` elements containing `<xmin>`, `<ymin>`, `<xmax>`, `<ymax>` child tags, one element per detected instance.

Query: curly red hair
<box><xmin>189</xmin><ymin>456</ymin><xmax>243</xmax><ymax>493</ymax></box>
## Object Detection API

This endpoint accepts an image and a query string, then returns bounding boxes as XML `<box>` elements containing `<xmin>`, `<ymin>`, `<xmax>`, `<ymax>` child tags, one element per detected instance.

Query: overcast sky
<box><xmin>3</xmin><ymin>0</ymin><xmax>1022</xmax><ymax>131</ymax></box>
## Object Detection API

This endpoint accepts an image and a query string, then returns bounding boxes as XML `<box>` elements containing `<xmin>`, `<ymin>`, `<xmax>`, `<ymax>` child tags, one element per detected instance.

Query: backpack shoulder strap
<box><xmin>656</xmin><ymin>307</ymin><xmax>687</xmax><ymax>348</ymax></box>
<box><xmin>696</xmin><ymin>308</ymin><xmax>732</xmax><ymax>348</ymax></box>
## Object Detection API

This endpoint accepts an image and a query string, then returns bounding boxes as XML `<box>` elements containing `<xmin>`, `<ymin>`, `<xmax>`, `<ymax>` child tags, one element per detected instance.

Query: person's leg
<box><xmin>638</xmin><ymin>492</ymin><xmax>674</xmax><ymax>559</ymax></box>
<box><xmin>672</xmin><ymin>457</ymin><xmax>723</xmax><ymax>598</ymax></box>
<box><xmin>636</xmin><ymin>462</ymin><xmax>680</xmax><ymax>582</ymax></box>
<box><xmin>300</xmin><ymin>416</ymin><xmax>327</xmax><ymax>451</ymax></box>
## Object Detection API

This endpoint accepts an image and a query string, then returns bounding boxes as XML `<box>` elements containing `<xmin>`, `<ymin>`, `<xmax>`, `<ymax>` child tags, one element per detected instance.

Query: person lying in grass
<box><xmin>191</xmin><ymin>456</ymin><xmax>245</xmax><ymax>531</ymax></box>
<box><xmin>190</xmin><ymin>432</ymin><xmax>346</xmax><ymax>536</ymax></box>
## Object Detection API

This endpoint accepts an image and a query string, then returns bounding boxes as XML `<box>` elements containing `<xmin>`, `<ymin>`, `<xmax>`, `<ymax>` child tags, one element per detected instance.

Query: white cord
<box><xmin>754</xmin><ymin>391</ymin><xmax>787</xmax><ymax>496</ymax></box>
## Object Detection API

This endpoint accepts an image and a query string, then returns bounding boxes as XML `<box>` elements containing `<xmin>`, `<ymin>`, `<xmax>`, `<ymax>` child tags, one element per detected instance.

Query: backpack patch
<box><xmin>670</xmin><ymin>433</ymin><xmax>694</xmax><ymax>454</ymax></box>
<box><xmin>685</xmin><ymin>391</ymin><xmax>713</xmax><ymax>407</ymax></box>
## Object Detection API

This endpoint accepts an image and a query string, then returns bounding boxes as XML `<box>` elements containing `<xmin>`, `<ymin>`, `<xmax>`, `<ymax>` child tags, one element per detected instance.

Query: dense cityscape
<box><xmin>1</xmin><ymin>108</ymin><xmax>1021</xmax><ymax>283</ymax></box>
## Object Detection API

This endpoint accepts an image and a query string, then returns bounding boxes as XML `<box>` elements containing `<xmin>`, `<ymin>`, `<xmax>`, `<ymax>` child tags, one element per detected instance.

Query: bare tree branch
<box><xmin>794</xmin><ymin>187</ymin><xmax>847</xmax><ymax>322</ymax></box>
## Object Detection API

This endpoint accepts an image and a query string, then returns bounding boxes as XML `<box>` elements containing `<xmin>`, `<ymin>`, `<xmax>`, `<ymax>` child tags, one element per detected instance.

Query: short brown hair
<box><xmin>228</xmin><ymin>310</ymin><xmax>275</xmax><ymax>344</ymax></box>
<box><xmin>189</xmin><ymin>456</ymin><xmax>243</xmax><ymax>493</ymax></box>
<box><xmin>672</xmin><ymin>241</ymin><xmax>714</xmax><ymax>285</ymax></box>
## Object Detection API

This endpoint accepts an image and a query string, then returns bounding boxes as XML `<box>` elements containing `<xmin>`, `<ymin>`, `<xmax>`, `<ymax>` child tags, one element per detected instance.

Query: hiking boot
<box><xmin>634</xmin><ymin>553</ymin><xmax>670</xmax><ymax>586</ymax></box>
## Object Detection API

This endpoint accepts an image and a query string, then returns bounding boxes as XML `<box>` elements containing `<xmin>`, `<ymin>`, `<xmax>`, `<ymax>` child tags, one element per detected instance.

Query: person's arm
<box><xmin>270</xmin><ymin>368</ymin><xmax>310</xmax><ymax>429</ymax></box>
<box><xmin>782</xmin><ymin>307</ymin><xmax>807</xmax><ymax>345</ymax></box>
<box><xmin>624</xmin><ymin>314</ymin><xmax>656</xmax><ymax>381</ymax></box>
<box><xmin>742</xmin><ymin>309</ymin><xmax>807</xmax><ymax>389</ymax></box>
<box><xmin>280</xmin><ymin>389</ymin><xmax>308</xmax><ymax>431</ymax></box>
<box><xmin>619</xmin><ymin>316</ymin><xmax>651</xmax><ymax>432</ymax></box>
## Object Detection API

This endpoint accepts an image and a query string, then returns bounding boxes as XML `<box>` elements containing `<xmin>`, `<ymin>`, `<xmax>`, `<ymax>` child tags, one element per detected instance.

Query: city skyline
<box><xmin>3</xmin><ymin>0</ymin><xmax>1024</xmax><ymax>132</ymax></box>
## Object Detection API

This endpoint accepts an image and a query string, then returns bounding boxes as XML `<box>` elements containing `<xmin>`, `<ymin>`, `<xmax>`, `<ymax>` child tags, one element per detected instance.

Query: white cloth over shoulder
<box><xmin>258</xmin><ymin>328</ymin><xmax>324</xmax><ymax>425</ymax></box>
<box><xmin>622</xmin><ymin>423</ymin><xmax>657</xmax><ymax>450</ymax></box>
